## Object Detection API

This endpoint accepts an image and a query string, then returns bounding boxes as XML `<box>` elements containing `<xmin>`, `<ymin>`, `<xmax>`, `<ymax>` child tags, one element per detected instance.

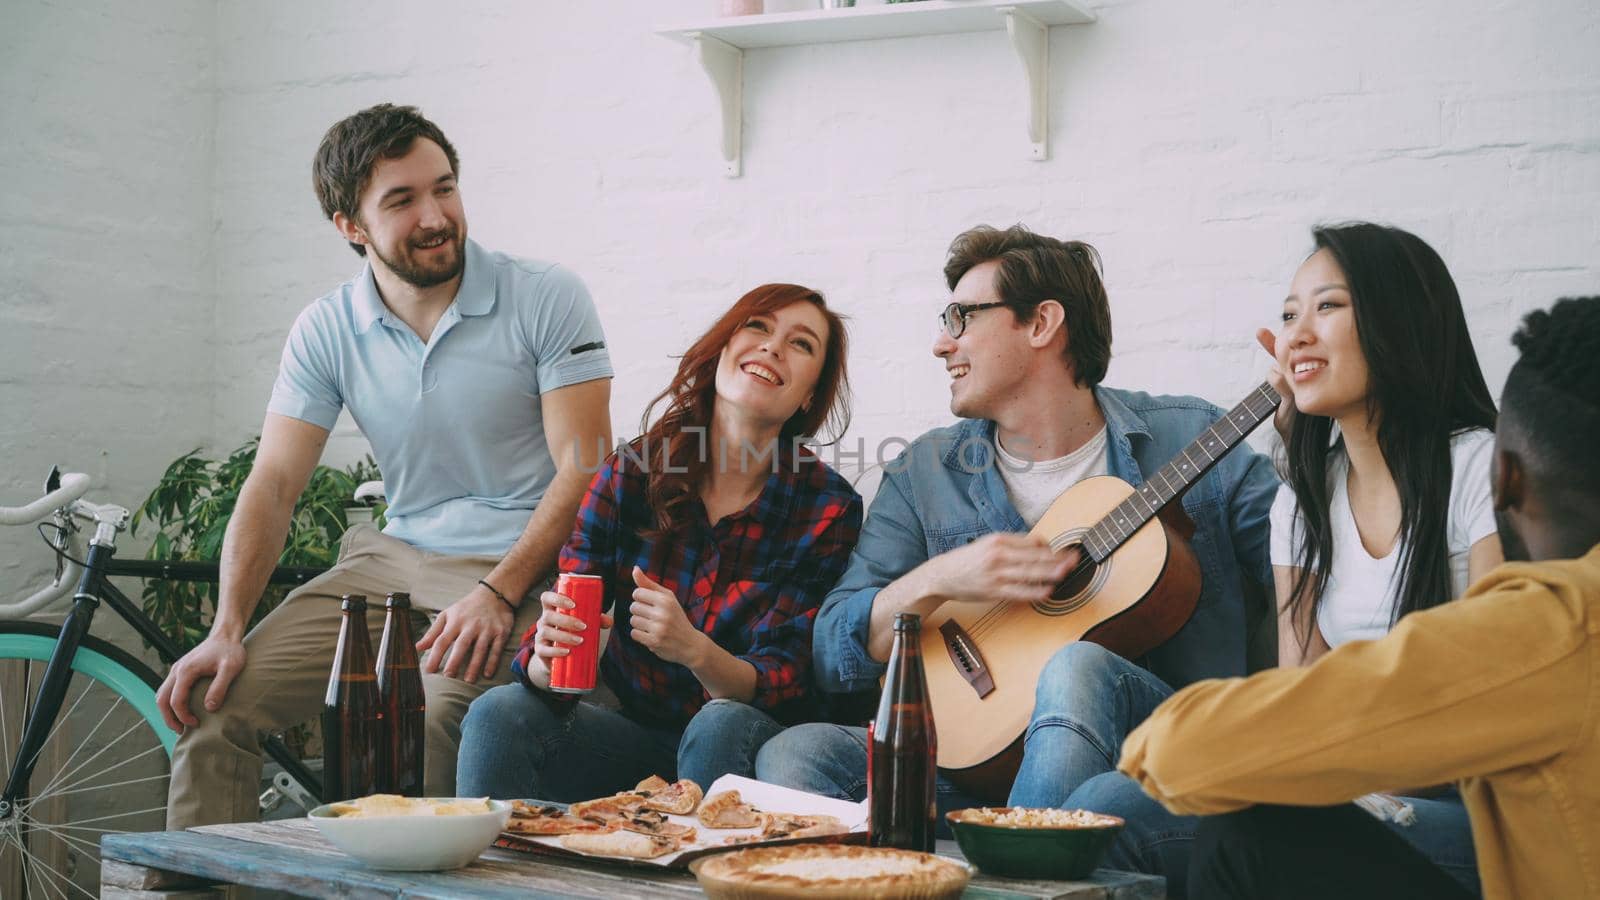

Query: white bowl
<box><xmin>307</xmin><ymin>798</ymin><xmax>512</xmax><ymax>871</ymax></box>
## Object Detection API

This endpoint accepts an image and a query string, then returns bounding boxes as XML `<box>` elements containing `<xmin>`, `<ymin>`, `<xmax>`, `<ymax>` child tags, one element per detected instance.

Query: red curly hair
<box><xmin>637</xmin><ymin>284</ymin><xmax>850</xmax><ymax>537</ymax></box>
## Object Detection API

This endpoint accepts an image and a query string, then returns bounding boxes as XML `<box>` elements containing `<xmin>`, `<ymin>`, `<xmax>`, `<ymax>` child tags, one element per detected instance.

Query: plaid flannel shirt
<box><xmin>513</xmin><ymin>440</ymin><xmax>862</xmax><ymax>728</ymax></box>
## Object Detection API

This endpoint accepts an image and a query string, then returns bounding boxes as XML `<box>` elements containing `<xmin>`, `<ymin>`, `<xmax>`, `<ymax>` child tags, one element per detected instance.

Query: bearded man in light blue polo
<box><xmin>159</xmin><ymin>103</ymin><xmax>615</xmax><ymax>828</ymax></box>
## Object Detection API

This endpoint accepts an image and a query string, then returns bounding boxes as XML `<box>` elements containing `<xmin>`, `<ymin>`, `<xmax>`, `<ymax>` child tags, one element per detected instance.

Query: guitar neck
<box><xmin>1082</xmin><ymin>382</ymin><xmax>1281</xmax><ymax>562</ymax></box>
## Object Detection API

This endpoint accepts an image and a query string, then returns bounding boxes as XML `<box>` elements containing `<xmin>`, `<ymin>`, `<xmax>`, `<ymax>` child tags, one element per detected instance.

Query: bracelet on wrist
<box><xmin>478</xmin><ymin>578</ymin><xmax>517</xmax><ymax>613</ymax></box>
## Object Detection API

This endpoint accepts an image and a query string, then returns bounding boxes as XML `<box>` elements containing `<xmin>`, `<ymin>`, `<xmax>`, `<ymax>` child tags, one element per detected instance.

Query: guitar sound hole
<box><xmin>1051</xmin><ymin>545</ymin><xmax>1099</xmax><ymax>602</ymax></box>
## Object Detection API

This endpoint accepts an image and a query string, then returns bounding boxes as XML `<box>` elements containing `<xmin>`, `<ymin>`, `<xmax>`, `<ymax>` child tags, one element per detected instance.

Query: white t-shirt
<box><xmin>997</xmin><ymin>427</ymin><xmax>1110</xmax><ymax>529</ymax></box>
<box><xmin>1269</xmin><ymin>428</ymin><xmax>1498</xmax><ymax>647</ymax></box>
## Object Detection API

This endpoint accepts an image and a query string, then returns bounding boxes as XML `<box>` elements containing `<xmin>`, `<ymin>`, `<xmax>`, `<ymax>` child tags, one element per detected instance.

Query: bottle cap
<box><xmin>340</xmin><ymin>594</ymin><xmax>368</xmax><ymax>612</ymax></box>
<box><xmin>893</xmin><ymin>611</ymin><xmax>922</xmax><ymax>632</ymax></box>
<box><xmin>385</xmin><ymin>592</ymin><xmax>412</xmax><ymax>610</ymax></box>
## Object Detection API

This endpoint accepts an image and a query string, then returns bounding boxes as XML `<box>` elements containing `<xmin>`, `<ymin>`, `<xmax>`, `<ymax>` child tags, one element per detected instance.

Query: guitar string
<box><xmin>952</xmin><ymin>384</ymin><xmax>1279</xmax><ymax>649</ymax></box>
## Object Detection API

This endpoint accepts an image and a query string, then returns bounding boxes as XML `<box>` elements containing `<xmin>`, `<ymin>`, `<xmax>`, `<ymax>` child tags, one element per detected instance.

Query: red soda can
<box><xmin>548</xmin><ymin>573</ymin><xmax>604</xmax><ymax>693</ymax></box>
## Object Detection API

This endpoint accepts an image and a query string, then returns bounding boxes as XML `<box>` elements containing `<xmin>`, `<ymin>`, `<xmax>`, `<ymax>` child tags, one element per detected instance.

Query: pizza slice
<box><xmin>617</xmin><ymin>808</ymin><xmax>698</xmax><ymax>842</ymax></box>
<box><xmin>505</xmin><ymin>802</ymin><xmax>616</xmax><ymax>836</ymax></box>
<box><xmin>697</xmin><ymin>789</ymin><xmax>764</xmax><ymax>829</ymax></box>
<box><xmin>637</xmin><ymin>777</ymin><xmax>703</xmax><ymax>815</ymax></box>
<box><xmin>560</xmin><ymin>829</ymin><xmax>681</xmax><ymax>860</ymax></box>
<box><xmin>633</xmin><ymin>775</ymin><xmax>671</xmax><ymax>795</ymax></box>
<box><xmin>759</xmin><ymin>812</ymin><xmax>848</xmax><ymax>840</ymax></box>
<box><xmin>569</xmin><ymin>792</ymin><xmax>647</xmax><ymax>820</ymax></box>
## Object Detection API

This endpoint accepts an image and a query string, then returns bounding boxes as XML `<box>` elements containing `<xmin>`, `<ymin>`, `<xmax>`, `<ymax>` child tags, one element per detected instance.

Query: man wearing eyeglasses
<box><xmin>757</xmin><ymin>224</ymin><xmax>1277</xmax><ymax>891</ymax></box>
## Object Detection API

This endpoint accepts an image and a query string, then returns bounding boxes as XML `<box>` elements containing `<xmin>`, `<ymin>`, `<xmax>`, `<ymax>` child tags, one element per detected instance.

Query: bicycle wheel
<box><xmin>0</xmin><ymin>621</ymin><xmax>175</xmax><ymax>899</ymax></box>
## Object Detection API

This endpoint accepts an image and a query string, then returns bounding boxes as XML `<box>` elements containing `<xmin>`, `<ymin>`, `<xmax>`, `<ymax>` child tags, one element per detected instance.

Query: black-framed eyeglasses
<box><xmin>939</xmin><ymin>301</ymin><xmax>1005</xmax><ymax>339</ymax></box>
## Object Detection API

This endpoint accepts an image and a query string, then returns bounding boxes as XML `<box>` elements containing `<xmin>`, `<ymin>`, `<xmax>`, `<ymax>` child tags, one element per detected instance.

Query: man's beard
<box><xmin>1494</xmin><ymin>508</ymin><xmax>1531</xmax><ymax>562</ymax></box>
<box><xmin>372</xmin><ymin>227</ymin><xmax>464</xmax><ymax>289</ymax></box>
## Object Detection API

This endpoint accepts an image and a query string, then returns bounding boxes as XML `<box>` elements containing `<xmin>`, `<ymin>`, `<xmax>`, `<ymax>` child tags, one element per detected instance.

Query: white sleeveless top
<box><xmin>1269</xmin><ymin>428</ymin><xmax>1497</xmax><ymax>646</ymax></box>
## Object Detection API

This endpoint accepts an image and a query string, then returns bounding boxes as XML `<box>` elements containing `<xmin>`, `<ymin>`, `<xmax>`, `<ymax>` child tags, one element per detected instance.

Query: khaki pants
<box><xmin>166</xmin><ymin>525</ymin><xmax>543</xmax><ymax>829</ymax></box>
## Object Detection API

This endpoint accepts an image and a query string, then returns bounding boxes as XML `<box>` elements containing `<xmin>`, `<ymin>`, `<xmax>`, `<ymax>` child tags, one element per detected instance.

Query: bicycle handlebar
<box><xmin>0</xmin><ymin>472</ymin><xmax>96</xmax><ymax>616</ymax></box>
<box><xmin>0</xmin><ymin>472</ymin><xmax>92</xmax><ymax>526</ymax></box>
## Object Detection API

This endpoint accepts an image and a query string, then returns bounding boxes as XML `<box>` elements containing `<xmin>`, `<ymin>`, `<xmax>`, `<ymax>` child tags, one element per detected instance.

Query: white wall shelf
<box><xmin>658</xmin><ymin>0</ymin><xmax>1096</xmax><ymax>177</ymax></box>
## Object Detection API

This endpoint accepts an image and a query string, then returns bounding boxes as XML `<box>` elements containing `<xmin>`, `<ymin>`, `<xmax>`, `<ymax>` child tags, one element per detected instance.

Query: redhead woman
<box><xmin>456</xmin><ymin>284</ymin><xmax>862</xmax><ymax>799</ymax></box>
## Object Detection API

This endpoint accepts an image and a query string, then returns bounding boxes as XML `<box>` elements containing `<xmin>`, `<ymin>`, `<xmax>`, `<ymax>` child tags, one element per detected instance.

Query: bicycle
<box><xmin>0</xmin><ymin>467</ymin><xmax>330</xmax><ymax>898</ymax></box>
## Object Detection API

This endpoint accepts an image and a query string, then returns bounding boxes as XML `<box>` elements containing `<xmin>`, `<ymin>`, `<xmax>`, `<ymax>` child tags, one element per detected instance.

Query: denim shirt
<box><xmin>813</xmin><ymin>385</ymin><xmax>1278</xmax><ymax>695</ymax></box>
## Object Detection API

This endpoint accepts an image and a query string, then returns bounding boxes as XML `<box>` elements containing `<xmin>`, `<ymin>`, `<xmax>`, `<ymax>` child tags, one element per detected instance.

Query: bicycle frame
<box><xmin>1</xmin><ymin>540</ymin><xmax>325</xmax><ymax>822</ymax></box>
<box><xmin>1</xmin><ymin>534</ymin><xmax>121</xmax><ymax>818</ymax></box>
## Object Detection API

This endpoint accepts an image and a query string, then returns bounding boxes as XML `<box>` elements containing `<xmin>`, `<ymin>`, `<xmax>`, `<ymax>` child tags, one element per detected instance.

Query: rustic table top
<box><xmin>102</xmin><ymin>819</ymin><xmax>1165</xmax><ymax>899</ymax></box>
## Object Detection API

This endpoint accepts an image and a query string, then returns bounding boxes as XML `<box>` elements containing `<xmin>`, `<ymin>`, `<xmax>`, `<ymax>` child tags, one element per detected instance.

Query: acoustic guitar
<box><xmin>925</xmin><ymin>382</ymin><xmax>1282</xmax><ymax>800</ymax></box>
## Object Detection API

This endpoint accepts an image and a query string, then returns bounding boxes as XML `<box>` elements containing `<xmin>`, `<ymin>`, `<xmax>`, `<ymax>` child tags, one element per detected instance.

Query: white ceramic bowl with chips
<box><xmin>307</xmin><ymin>797</ymin><xmax>513</xmax><ymax>871</ymax></box>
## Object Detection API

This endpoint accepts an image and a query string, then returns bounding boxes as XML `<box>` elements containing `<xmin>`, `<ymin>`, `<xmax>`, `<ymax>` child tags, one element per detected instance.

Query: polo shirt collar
<box><xmin>351</xmin><ymin>264</ymin><xmax>386</xmax><ymax>335</ymax></box>
<box><xmin>454</xmin><ymin>239</ymin><xmax>496</xmax><ymax>318</ymax></box>
<box><xmin>349</xmin><ymin>238</ymin><xmax>496</xmax><ymax>335</ymax></box>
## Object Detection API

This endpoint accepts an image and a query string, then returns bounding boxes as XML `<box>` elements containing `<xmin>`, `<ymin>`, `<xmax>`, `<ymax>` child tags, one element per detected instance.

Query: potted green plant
<box><xmin>131</xmin><ymin>438</ymin><xmax>384</xmax><ymax>654</ymax></box>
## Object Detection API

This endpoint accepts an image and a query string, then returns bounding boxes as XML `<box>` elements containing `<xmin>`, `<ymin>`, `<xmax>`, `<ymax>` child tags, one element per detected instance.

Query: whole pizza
<box><xmin>690</xmin><ymin>844</ymin><xmax>971</xmax><ymax>899</ymax></box>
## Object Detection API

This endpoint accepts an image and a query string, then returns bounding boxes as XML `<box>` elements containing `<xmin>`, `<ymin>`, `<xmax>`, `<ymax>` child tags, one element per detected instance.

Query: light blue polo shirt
<box><xmin>268</xmin><ymin>239</ymin><xmax>613</xmax><ymax>556</ymax></box>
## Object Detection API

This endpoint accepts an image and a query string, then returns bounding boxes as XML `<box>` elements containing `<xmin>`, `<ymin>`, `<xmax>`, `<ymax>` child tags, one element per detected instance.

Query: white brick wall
<box><xmin>6</xmin><ymin>0</ymin><xmax>1599</xmax><ymax>610</ymax></box>
<box><xmin>207</xmin><ymin>0</ymin><xmax>1600</xmax><ymax>479</ymax></box>
<box><xmin>2</xmin><ymin>0</ymin><xmax>215</xmax><ymax>614</ymax></box>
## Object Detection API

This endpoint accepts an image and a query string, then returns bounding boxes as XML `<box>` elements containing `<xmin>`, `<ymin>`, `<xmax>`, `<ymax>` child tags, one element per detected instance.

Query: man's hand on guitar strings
<box><xmin>927</xmin><ymin>533</ymin><xmax>1076</xmax><ymax>606</ymax></box>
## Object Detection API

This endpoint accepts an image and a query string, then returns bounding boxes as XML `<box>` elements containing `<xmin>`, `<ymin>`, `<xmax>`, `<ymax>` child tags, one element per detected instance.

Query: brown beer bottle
<box><xmin>375</xmin><ymin>592</ymin><xmax>426</xmax><ymax>797</ymax></box>
<box><xmin>868</xmin><ymin>612</ymin><xmax>937</xmax><ymax>852</ymax></box>
<box><xmin>321</xmin><ymin>594</ymin><xmax>381</xmax><ymax>802</ymax></box>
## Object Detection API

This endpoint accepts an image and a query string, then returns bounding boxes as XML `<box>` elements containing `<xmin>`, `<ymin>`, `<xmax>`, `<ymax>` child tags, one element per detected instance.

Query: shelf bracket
<box><xmin>999</xmin><ymin>7</ymin><xmax>1049</xmax><ymax>161</ymax></box>
<box><xmin>689</xmin><ymin>32</ymin><xmax>743</xmax><ymax>178</ymax></box>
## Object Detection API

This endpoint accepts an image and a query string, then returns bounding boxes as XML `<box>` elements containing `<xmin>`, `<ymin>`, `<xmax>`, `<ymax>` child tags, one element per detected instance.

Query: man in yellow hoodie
<box><xmin>1120</xmin><ymin>296</ymin><xmax>1600</xmax><ymax>900</ymax></box>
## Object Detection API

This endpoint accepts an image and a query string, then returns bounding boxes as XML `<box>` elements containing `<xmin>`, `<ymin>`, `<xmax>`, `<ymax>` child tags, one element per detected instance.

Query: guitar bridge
<box><xmin>940</xmin><ymin>619</ymin><xmax>995</xmax><ymax>699</ymax></box>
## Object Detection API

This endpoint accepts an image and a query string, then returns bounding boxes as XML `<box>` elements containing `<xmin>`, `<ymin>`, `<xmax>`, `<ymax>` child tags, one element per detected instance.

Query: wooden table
<box><xmin>102</xmin><ymin>819</ymin><xmax>1165</xmax><ymax>899</ymax></box>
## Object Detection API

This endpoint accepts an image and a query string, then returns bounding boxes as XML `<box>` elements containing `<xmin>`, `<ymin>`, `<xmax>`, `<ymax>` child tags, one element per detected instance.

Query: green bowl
<box><xmin>945</xmin><ymin>808</ymin><xmax>1124</xmax><ymax>881</ymax></box>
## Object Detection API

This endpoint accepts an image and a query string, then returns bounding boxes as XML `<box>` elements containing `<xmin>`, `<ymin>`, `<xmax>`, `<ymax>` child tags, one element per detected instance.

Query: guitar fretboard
<box><xmin>1082</xmin><ymin>382</ymin><xmax>1281</xmax><ymax>562</ymax></box>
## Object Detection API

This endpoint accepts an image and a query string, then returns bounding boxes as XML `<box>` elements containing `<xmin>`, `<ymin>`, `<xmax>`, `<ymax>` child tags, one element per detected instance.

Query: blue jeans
<box><xmin>456</xmin><ymin>686</ymin><xmax>784</xmax><ymax>800</ymax></box>
<box><xmin>1008</xmin><ymin>643</ymin><xmax>1198</xmax><ymax>893</ymax></box>
<box><xmin>754</xmin><ymin>723</ymin><xmax>985</xmax><ymax>838</ymax></box>
<box><xmin>1007</xmin><ymin>644</ymin><xmax>1480</xmax><ymax>898</ymax></box>
<box><xmin>1380</xmin><ymin>793</ymin><xmax>1479</xmax><ymax>896</ymax></box>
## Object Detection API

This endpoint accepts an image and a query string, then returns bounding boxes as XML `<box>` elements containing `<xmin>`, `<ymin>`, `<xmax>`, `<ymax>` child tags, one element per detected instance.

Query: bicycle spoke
<box><xmin>29</xmin><ymin>686</ymin><xmax>125</xmax><ymax>801</ymax></box>
<box><xmin>0</xmin><ymin>660</ymin><xmax>12</xmax><ymax>782</ymax></box>
<box><xmin>21</xmin><ymin>679</ymin><xmax>95</xmax><ymax>781</ymax></box>
<box><xmin>32</xmin><ymin>711</ymin><xmax>151</xmax><ymax>800</ymax></box>
<box><xmin>20</xmin><ymin>815</ymin><xmax>101</xmax><ymax>860</ymax></box>
<box><xmin>16</xmin><ymin>834</ymin><xmax>74</xmax><ymax>900</ymax></box>
<box><xmin>0</xmin><ymin>656</ymin><xmax>34</xmax><ymax>787</ymax></box>
<box><xmin>33</xmin><ymin>769</ymin><xmax>168</xmax><ymax>804</ymax></box>
<box><xmin>1</xmin><ymin>828</ymin><xmax>29</xmax><ymax>892</ymax></box>
<box><xmin>19</xmin><ymin>846</ymin><xmax>48</xmax><ymax>900</ymax></box>
<box><xmin>32</xmin><ymin>733</ymin><xmax>167</xmax><ymax>805</ymax></box>
<box><xmin>30</xmin><ymin>804</ymin><xmax>168</xmax><ymax>828</ymax></box>
<box><xmin>20</xmin><ymin>814</ymin><xmax>103</xmax><ymax>861</ymax></box>
<box><xmin>18</xmin><ymin>820</ymin><xmax>133</xmax><ymax>835</ymax></box>
<box><xmin>8</xmin><ymin>816</ymin><xmax>82</xmax><ymax>896</ymax></box>
<box><xmin>15</xmin><ymin>836</ymin><xmax>88</xmax><ymax>900</ymax></box>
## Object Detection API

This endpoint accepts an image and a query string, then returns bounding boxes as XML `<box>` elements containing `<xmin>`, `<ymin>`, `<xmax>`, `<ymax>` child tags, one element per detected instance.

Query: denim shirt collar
<box><xmin>1093</xmin><ymin>385</ymin><xmax>1152</xmax><ymax>486</ymax></box>
<box><xmin>942</xmin><ymin>386</ymin><xmax>1156</xmax><ymax>520</ymax></box>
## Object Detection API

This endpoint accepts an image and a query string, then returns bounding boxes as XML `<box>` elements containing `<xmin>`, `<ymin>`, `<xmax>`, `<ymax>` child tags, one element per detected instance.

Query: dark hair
<box><xmin>637</xmin><ymin>284</ymin><xmax>850</xmax><ymax>537</ymax></box>
<box><xmin>943</xmin><ymin>225</ymin><xmax>1113</xmax><ymax>386</ymax></box>
<box><xmin>1284</xmin><ymin>222</ymin><xmax>1497</xmax><ymax>646</ymax></box>
<box><xmin>1500</xmin><ymin>297</ymin><xmax>1600</xmax><ymax>508</ymax></box>
<box><xmin>312</xmin><ymin>104</ymin><xmax>460</xmax><ymax>257</ymax></box>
